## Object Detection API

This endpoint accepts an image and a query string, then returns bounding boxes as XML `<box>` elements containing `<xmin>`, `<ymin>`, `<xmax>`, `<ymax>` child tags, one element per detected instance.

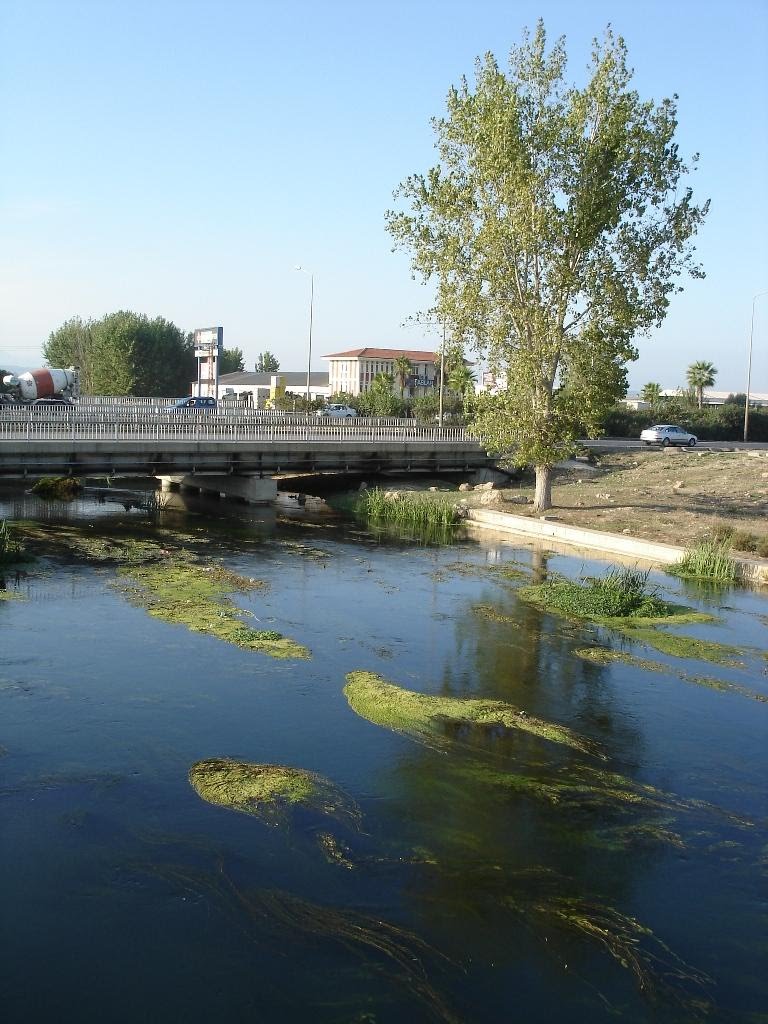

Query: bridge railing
<box><xmin>0</xmin><ymin>407</ymin><xmax>478</xmax><ymax>445</ymax></box>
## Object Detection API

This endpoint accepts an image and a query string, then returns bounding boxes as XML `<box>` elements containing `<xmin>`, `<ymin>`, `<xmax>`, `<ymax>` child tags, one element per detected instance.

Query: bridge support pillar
<box><xmin>158</xmin><ymin>474</ymin><xmax>277</xmax><ymax>505</ymax></box>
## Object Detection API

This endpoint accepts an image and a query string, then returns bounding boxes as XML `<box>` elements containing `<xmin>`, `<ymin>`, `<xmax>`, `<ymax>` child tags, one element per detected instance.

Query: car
<box><xmin>173</xmin><ymin>396</ymin><xmax>217</xmax><ymax>410</ymax></box>
<box><xmin>640</xmin><ymin>424</ymin><xmax>697</xmax><ymax>447</ymax></box>
<box><xmin>316</xmin><ymin>404</ymin><xmax>357</xmax><ymax>419</ymax></box>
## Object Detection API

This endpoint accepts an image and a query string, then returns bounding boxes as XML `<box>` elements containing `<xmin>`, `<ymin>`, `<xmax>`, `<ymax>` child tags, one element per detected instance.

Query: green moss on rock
<box><xmin>343</xmin><ymin>671</ymin><xmax>603</xmax><ymax>758</ymax></box>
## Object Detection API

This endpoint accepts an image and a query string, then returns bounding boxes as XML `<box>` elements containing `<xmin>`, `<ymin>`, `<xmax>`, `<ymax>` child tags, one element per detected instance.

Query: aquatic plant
<box><xmin>30</xmin><ymin>476</ymin><xmax>83</xmax><ymax>500</ymax></box>
<box><xmin>355</xmin><ymin>488</ymin><xmax>459</xmax><ymax>529</ymax></box>
<box><xmin>668</xmin><ymin>539</ymin><xmax>739</xmax><ymax>583</ymax></box>
<box><xmin>189</xmin><ymin>759</ymin><xmax>360</xmax><ymax>828</ymax></box>
<box><xmin>575</xmin><ymin>646</ymin><xmax>766</xmax><ymax>701</ymax></box>
<box><xmin>0</xmin><ymin>519</ymin><xmax>23</xmax><ymax>564</ymax></box>
<box><xmin>344</xmin><ymin>671</ymin><xmax>603</xmax><ymax>758</ymax></box>
<box><xmin>520</xmin><ymin>566</ymin><xmax>673</xmax><ymax>620</ymax></box>
<box><xmin>118</xmin><ymin>559</ymin><xmax>310</xmax><ymax>659</ymax></box>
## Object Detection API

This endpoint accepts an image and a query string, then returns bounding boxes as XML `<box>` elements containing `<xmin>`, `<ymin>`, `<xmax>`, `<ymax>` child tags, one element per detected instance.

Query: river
<box><xmin>0</xmin><ymin>484</ymin><xmax>765</xmax><ymax>1023</ymax></box>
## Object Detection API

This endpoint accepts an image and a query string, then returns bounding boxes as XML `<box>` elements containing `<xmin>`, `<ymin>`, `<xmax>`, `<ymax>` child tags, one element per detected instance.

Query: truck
<box><xmin>0</xmin><ymin>367</ymin><xmax>80</xmax><ymax>405</ymax></box>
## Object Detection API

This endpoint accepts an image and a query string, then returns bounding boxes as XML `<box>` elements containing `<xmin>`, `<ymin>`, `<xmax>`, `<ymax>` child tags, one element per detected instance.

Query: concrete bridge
<box><xmin>0</xmin><ymin>404</ymin><xmax>493</xmax><ymax>501</ymax></box>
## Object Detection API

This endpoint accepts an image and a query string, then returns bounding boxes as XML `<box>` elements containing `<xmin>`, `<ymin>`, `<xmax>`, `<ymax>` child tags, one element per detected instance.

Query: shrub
<box><xmin>757</xmin><ymin>538</ymin><xmax>768</xmax><ymax>559</ymax></box>
<box><xmin>31</xmin><ymin>476</ymin><xmax>82</xmax><ymax>499</ymax></box>
<box><xmin>729</xmin><ymin>530</ymin><xmax>759</xmax><ymax>553</ymax></box>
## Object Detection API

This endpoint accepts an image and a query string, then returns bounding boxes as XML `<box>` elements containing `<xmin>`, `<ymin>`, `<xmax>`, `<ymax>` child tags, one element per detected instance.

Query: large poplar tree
<box><xmin>387</xmin><ymin>23</ymin><xmax>709</xmax><ymax>510</ymax></box>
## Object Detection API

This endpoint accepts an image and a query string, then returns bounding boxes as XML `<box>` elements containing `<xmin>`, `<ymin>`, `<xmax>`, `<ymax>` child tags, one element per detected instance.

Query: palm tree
<box><xmin>640</xmin><ymin>382</ymin><xmax>663</xmax><ymax>407</ymax></box>
<box><xmin>686</xmin><ymin>361</ymin><xmax>717</xmax><ymax>409</ymax></box>
<box><xmin>447</xmin><ymin>364</ymin><xmax>477</xmax><ymax>397</ymax></box>
<box><xmin>393</xmin><ymin>355</ymin><xmax>413</xmax><ymax>397</ymax></box>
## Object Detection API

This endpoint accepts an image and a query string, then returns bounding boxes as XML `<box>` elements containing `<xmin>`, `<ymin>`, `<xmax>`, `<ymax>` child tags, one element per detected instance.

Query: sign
<box><xmin>411</xmin><ymin>376</ymin><xmax>435</xmax><ymax>388</ymax></box>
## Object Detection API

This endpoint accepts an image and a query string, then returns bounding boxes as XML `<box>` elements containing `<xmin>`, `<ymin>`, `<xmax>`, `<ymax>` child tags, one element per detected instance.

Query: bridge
<box><xmin>0</xmin><ymin>404</ymin><xmax>493</xmax><ymax>500</ymax></box>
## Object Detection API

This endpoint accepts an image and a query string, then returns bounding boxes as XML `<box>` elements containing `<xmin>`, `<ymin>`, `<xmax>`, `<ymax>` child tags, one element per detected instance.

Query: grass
<box><xmin>0</xmin><ymin>519</ymin><xmax>24</xmax><ymax>564</ymax></box>
<box><xmin>668</xmin><ymin>539</ymin><xmax>739</xmax><ymax>583</ymax></box>
<box><xmin>118</xmin><ymin>558</ymin><xmax>310</xmax><ymax>659</ymax></box>
<box><xmin>519</xmin><ymin>566</ymin><xmax>676</xmax><ymax>620</ymax></box>
<box><xmin>343</xmin><ymin>670</ymin><xmax>604</xmax><ymax>758</ymax></box>
<box><xmin>188</xmin><ymin>759</ymin><xmax>360</xmax><ymax>827</ymax></box>
<box><xmin>355</xmin><ymin>488</ymin><xmax>459</xmax><ymax>529</ymax></box>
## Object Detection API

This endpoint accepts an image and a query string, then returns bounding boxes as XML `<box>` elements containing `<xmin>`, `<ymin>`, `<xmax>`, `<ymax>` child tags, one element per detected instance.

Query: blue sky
<box><xmin>1</xmin><ymin>0</ymin><xmax>766</xmax><ymax>393</ymax></box>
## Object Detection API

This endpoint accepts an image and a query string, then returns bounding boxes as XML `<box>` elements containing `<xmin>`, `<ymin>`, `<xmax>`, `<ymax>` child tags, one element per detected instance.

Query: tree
<box><xmin>386</xmin><ymin>23</ymin><xmax>708</xmax><ymax>511</ymax></box>
<box><xmin>42</xmin><ymin>316</ymin><xmax>96</xmax><ymax>392</ymax></box>
<box><xmin>393</xmin><ymin>354</ymin><xmax>413</xmax><ymax>397</ymax></box>
<box><xmin>220</xmin><ymin>347</ymin><xmax>245</xmax><ymax>374</ymax></box>
<box><xmin>686</xmin><ymin>360</ymin><xmax>717</xmax><ymax>409</ymax></box>
<box><xmin>640</xmin><ymin>382</ymin><xmax>663</xmax><ymax>407</ymax></box>
<box><xmin>255</xmin><ymin>351</ymin><xmax>280</xmax><ymax>372</ymax></box>
<box><xmin>447</xmin><ymin>364</ymin><xmax>477</xmax><ymax>397</ymax></box>
<box><xmin>43</xmin><ymin>311</ymin><xmax>195</xmax><ymax>396</ymax></box>
<box><xmin>359</xmin><ymin>373</ymin><xmax>399</xmax><ymax>417</ymax></box>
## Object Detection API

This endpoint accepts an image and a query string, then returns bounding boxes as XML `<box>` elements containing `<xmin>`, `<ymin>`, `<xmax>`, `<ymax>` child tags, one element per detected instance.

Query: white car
<box><xmin>640</xmin><ymin>424</ymin><xmax>697</xmax><ymax>447</ymax></box>
<box><xmin>317</xmin><ymin>404</ymin><xmax>357</xmax><ymax>419</ymax></box>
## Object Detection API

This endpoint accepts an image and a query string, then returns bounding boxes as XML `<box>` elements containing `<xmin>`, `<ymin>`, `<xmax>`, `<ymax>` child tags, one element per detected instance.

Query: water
<box><xmin>1</xmin><ymin>485</ymin><xmax>766</xmax><ymax>1023</ymax></box>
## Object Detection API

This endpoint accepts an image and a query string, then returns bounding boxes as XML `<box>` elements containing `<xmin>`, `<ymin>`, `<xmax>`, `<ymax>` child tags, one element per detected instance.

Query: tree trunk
<box><xmin>533</xmin><ymin>465</ymin><xmax>553</xmax><ymax>512</ymax></box>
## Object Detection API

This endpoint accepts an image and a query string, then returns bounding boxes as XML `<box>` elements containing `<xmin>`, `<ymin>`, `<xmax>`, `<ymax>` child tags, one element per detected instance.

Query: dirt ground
<box><xmin>463</xmin><ymin>449</ymin><xmax>768</xmax><ymax>548</ymax></box>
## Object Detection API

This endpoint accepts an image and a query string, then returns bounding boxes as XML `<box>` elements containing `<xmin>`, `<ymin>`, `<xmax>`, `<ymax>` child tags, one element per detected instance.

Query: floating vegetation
<box><xmin>133</xmin><ymin>857</ymin><xmax>459</xmax><ymax>1024</ymax></box>
<box><xmin>668</xmin><ymin>539</ymin><xmax>739</xmax><ymax>583</ymax></box>
<box><xmin>118</xmin><ymin>559</ymin><xmax>309</xmax><ymax>658</ymax></box>
<box><xmin>620</xmin><ymin>628</ymin><xmax>746</xmax><ymax>666</ymax></box>
<box><xmin>189</xmin><ymin>759</ymin><xmax>360</xmax><ymax>828</ymax></box>
<box><xmin>356</xmin><ymin>488</ymin><xmax>459</xmax><ymax>530</ymax></box>
<box><xmin>30</xmin><ymin>475</ymin><xmax>83</xmax><ymax>500</ymax></box>
<box><xmin>574</xmin><ymin>646</ymin><xmax>767</xmax><ymax>701</ymax></box>
<box><xmin>344</xmin><ymin>671</ymin><xmax>603</xmax><ymax>758</ymax></box>
<box><xmin>471</xmin><ymin>604</ymin><xmax>521</xmax><ymax>625</ymax></box>
<box><xmin>505</xmin><ymin>883</ymin><xmax>713</xmax><ymax>1016</ymax></box>
<box><xmin>519</xmin><ymin>567</ymin><xmax>676</xmax><ymax>620</ymax></box>
<box><xmin>315</xmin><ymin>831</ymin><xmax>356</xmax><ymax>868</ymax></box>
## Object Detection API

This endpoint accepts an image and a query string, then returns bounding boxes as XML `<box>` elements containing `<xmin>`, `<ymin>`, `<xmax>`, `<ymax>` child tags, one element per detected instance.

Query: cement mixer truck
<box><xmin>0</xmin><ymin>367</ymin><xmax>80</xmax><ymax>405</ymax></box>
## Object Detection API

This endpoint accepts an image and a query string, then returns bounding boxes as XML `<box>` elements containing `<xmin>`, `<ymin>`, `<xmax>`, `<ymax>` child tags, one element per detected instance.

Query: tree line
<box><xmin>42</xmin><ymin>312</ymin><xmax>256</xmax><ymax>397</ymax></box>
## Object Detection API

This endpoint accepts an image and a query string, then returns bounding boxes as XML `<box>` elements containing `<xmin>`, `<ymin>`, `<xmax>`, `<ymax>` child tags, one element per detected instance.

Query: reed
<box><xmin>0</xmin><ymin>519</ymin><xmax>23</xmax><ymax>563</ymax></box>
<box><xmin>355</xmin><ymin>488</ymin><xmax>458</xmax><ymax>529</ymax></box>
<box><xmin>669</xmin><ymin>539</ymin><xmax>739</xmax><ymax>583</ymax></box>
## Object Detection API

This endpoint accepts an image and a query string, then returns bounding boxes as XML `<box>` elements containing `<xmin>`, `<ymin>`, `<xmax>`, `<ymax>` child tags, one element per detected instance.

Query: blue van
<box><xmin>173</xmin><ymin>396</ymin><xmax>217</xmax><ymax>410</ymax></box>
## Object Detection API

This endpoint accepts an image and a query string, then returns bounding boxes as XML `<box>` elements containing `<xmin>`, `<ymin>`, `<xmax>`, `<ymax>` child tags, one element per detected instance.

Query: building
<box><xmin>191</xmin><ymin>371</ymin><xmax>330</xmax><ymax>407</ymax></box>
<box><xmin>323</xmin><ymin>347</ymin><xmax>439</xmax><ymax>397</ymax></box>
<box><xmin>623</xmin><ymin>390</ymin><xmax>768</xmax><ymax>410</ymax></box>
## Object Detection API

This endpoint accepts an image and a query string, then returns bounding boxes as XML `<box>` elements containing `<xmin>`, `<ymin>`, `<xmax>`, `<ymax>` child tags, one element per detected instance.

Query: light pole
<box><xmin>744</xmin><ymin>290</ymin><xmax>767</xmax><ymax>442</ymax></box>
<box><xmin>438</xmin><ymin>320</ymin><xmax>446</xmax><ymax>428</ymax></box>
<box><xmin>295</xmin><ymin>266</ymin><xmax>314</xmax><ymax>408</ymax></box>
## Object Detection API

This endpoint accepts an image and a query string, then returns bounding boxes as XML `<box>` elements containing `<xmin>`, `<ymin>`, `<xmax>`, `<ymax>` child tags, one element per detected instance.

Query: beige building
<box><xmin>323</xmin><ymin>347</ymin><xmax>439</xmax><ymax>397</ymax></box>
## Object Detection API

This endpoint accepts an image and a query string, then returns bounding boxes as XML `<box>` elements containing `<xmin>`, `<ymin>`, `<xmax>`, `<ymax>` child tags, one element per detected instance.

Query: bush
<box><xmin>600</xmin><ymin>402</ymin><xmax>768</xmax><ymax>442</ymax></box>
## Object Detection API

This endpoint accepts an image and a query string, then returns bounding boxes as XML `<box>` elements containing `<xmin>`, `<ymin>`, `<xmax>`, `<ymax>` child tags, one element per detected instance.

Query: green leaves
<box><xmin>386</xmin><ymin>22</ymin><xmax>708</xmax><ymax>510</ymax></box>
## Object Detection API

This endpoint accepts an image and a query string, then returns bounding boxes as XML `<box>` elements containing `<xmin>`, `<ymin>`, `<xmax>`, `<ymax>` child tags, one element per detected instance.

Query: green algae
<box><xmin>188</xmin><ymin>759</ymin><xmax>360</xmax><ymax>827</ymax></box>
<box><xmin>0</xmin><ymin>590</ymin><xmax>23</xmax><ymax>601</ymax></box>
<box><xmin>118</xmin><ymin>559</ymin><xmax>309</xmax><ymax>659</ymax></box>
<box><xmin>471</xmin><ymin>604</ymin><xmax>521</xmax><ymax>625</ymax></box>
<box><xmin>574</xmin><ymin>646</ymin><xmax>767</xmax><ymax>702</ymax></box>
<box><xmin>621</xmin><ymin>627</ymin><xmax>745</xmax><ymax>666</ymax></box>
<box><xmin>315</xmin><ymin>831</ymin><xmax>356</xmax><ymax>868</ymax></box>
<box><xmin>344</xmin><ymin>670</ymin><xmax>603</xmax><ymax>759</ymax></box>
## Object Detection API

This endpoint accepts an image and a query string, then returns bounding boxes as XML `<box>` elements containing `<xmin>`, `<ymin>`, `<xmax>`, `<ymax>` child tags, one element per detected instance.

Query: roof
<box><xmin>214</xmin><ymin>371</ymin><xmax>329</xmax><ymax>386</ymax></box>
<box><xmin>322</xmin><ymin>347</ymin><xmax>438</xmax><ymax>361</ymax></box>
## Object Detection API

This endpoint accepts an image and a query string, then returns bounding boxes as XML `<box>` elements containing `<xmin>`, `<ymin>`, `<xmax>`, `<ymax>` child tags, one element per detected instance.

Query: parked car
<box><xmin>640</xmin><ymin>424</ymin><xmax>697</xmax><ymax>447</ymax></box>
<box><xmin>173</xmin><ymin>396</ymin><xmax>217</xmax><ymax>410</ymax></box>
<box><xmin>316</xmin><ymin>404</ymin><xmax>357</xmax><ymax>419</ymax></box>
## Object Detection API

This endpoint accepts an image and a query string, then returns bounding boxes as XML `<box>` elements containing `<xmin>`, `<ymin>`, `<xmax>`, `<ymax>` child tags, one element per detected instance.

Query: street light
<box><xmin>744</xmin><ymin>290</ymin><xmax>767</xmax><ymax>442</ymax></box>
<box><xmin>295</xmin><ymin>266</ymin><xmax>314</xmax><ymax>408</ymax></box>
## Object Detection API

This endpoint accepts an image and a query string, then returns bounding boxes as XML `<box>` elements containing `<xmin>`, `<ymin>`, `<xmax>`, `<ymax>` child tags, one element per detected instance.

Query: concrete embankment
<box><xmin>466</xmin><ymin>508</ymin><xmax>768</xmax><ymax>585</ymax></box>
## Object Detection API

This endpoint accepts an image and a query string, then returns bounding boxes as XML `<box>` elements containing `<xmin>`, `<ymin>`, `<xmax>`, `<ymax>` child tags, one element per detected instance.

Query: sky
<box><xmin>1</xmin><ymin>0</ymin><xmax>767</xmax><ymax>394</ymax></box>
